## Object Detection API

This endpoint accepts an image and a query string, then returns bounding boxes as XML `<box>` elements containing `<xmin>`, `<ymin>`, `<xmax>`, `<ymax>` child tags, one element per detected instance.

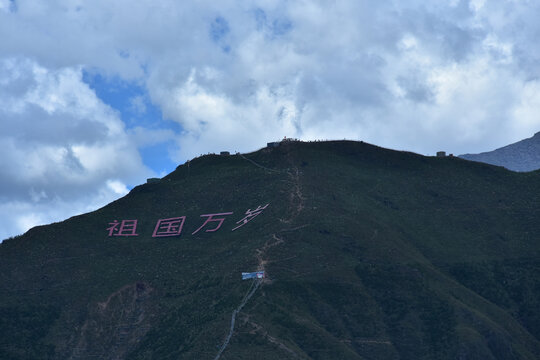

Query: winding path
<box><xmin>213</xmin><ymin>278</ymin><xmax>262</xmax><ymax>360</ymax></box>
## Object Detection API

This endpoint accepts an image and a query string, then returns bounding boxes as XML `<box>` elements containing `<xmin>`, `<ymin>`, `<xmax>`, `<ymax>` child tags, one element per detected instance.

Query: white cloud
<box><xmin>157</xmin><ymin>69</ymin><xmax>300</xmax><ymax>160</ymax></box>
<box><xmin>2</xmin><ymin>0</ymin><xmax>540</xmax><ymax>239</ymax></box>
<box><xmin>0</xmin><ymin>58</ymin><xmax>151</xmax><ymax>241</ymax></box>
<box><xmin>0</xmin><ymin>0</ymin><xmax>12</xmax><ymax>13</ymax></box>
<box><xmin>0</xmin><ymin>182</ymin><xmax>131</xmax><ymax>241</ymax></box>
<box><xmin>106</xmin><ymin>180</ymin><xmax>130</xmax><ymax>196</ymax></box>
<box><xmin>16</xmin><ymin>212</ymin><xmax>44</xmax><ymax>235</ymax></box>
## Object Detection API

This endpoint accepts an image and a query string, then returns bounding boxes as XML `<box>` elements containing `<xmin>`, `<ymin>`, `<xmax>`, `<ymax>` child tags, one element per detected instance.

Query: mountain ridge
<box><xmin>460</xmin><ymin>132</ymin><xmax>540</xmax><ymax>171</ymax></box>
<box><xmin>1</xmin><ymin>140</ymin><xmax>539</xmax><ymax>359</ymax></box>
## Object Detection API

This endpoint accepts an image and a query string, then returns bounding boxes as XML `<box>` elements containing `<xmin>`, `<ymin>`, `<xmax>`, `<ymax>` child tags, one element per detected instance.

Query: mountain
<box><xmin>1</xmin><ymin>140</ymin><xmax>539</xmax><ymax>360</ymax></box>
<box><xmin>460</xmin><ymin>132</ymin><xmax>540</xmax><ymax>171</ymax></box>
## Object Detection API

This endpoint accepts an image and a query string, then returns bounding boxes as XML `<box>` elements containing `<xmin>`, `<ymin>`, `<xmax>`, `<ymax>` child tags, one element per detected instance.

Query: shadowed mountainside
<box><xmin>1</xmin><ymin>140</ymin><xmax>539</xmax><ymax>359</ymax></box>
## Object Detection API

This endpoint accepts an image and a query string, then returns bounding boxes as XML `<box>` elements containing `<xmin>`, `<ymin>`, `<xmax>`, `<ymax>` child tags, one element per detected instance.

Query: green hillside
<box><xmin>1</xmin><ymin>140</ymin><xmax>539</xmax><ymax>359</ymax></box>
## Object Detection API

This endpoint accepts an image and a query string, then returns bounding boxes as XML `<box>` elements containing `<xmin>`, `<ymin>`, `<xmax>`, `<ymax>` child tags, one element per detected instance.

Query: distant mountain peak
<box><xmin>459</xmin><ymin>131</ymin><xmax>540</xmax><ymax>172</ymax></box>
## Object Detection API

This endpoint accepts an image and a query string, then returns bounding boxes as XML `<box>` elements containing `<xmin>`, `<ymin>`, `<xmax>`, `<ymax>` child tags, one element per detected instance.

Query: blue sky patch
<box><xmin>210</xmin><ymin>16</ymin><xmax>231</xmax><ymax>53</ymax></box>
<box><xmin>254</xmin><ymin>8</ymin><xmax>267</xmax><ymax>30</ymax></box>
<box><xmin>271</xmin><ymin>18</ymin><xmax>292</xmax><ymax>36</ymax></box>
<box><xmin>82</xmin><ymin>70</ymin><xmax>179</xmax><ymax>177</ymax></box>
<box><xmin>210</xmin><ymin>16</ymin><xmax>230</xmax><ymax>42</ymax></box>
<box><xmin>9</xmin><ymin>0</ymin><xmax>17</xmax><ymax>13</ymax></box>
<box><xmin>253</xmin><ymin>8</ymin><xmax>292</xmax><ymax>38</ymax></box>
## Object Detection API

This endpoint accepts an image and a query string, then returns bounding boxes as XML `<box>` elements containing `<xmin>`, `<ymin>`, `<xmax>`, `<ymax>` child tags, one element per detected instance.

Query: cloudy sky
<box><xmin>1</xmin><ymin>0</ymin><xmax>540</xmax><ymax>240</ymax></box>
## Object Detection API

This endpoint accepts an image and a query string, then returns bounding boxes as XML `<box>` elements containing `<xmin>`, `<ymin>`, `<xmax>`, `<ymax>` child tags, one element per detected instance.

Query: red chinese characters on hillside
<box><xmin>232</xmin><ymin>204</ymin><xmax>269</xmax><ymax>231</ymax></box>
<box><xmin>107</xmin><ymin>220</ymin><xmax>139</xmax><ymax>237</ymax></box>
<box><xmin>152</xmin><ymin>217</ymin><xmax>186</xmax><ymax>237</ymax></box>
<box><xmin>106</xmin><ymin>204</ymin><xmax>269</xmax><ymax>238</ymax></box>
<box><xmin>191</xmin><ymin>212</ymin><xmax>233</xmax><ymax>235</ymax></box>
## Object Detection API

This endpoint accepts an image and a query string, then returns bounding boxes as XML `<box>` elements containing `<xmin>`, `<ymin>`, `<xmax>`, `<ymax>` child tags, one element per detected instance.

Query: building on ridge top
<box><xmin>267</xmin><ymin>136</ymin><xmax>300</xmax><ymax>148</ymax></box>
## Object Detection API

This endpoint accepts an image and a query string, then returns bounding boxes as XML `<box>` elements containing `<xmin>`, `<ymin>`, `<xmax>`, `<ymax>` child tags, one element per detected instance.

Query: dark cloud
<box><xmin>397</xmin><ymin>74</ymin><xmax>434</xmax><ymax>103</ymax></box>
<box><xmin>1</xmin><ymin>106</ymin><xmax>109</xmax><ymax>146</ymax></box>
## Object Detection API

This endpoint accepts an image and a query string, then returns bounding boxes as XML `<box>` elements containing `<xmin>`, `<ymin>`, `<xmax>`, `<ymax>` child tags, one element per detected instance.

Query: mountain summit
<box><xmin>460</xmin><ymin>132</ymin><xmax>540</xmax><ymax>171</ymax></box>
<box><xmin>1</xmin><ymin>140</ymin><xmax>539</xmax><ymax>359</ymax></box>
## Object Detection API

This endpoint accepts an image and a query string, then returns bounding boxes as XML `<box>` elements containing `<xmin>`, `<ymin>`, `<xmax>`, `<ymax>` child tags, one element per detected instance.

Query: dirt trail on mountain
<box><xmin>283</xmin><ymin>167</ymin><xmax>305</xmax><ymax>223</ymax></box>
<box><xmin>240</xmin><ymin>313</ymin><xmax>301</xmax><ymax>358</ymax></box>
<box><xmin>214</xmin><ymin>161</ymin><xmax>306</xmax><ymax>359</ymax></box>
<box><xmin>258</xmin><ymin>164</ymin><xmax>305</xmax><ymax>273</ymax></box>
<box><xmin>213</xmin><ymin>279</ymin><xmax>262</xmax><ymax>360</ymax></box>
